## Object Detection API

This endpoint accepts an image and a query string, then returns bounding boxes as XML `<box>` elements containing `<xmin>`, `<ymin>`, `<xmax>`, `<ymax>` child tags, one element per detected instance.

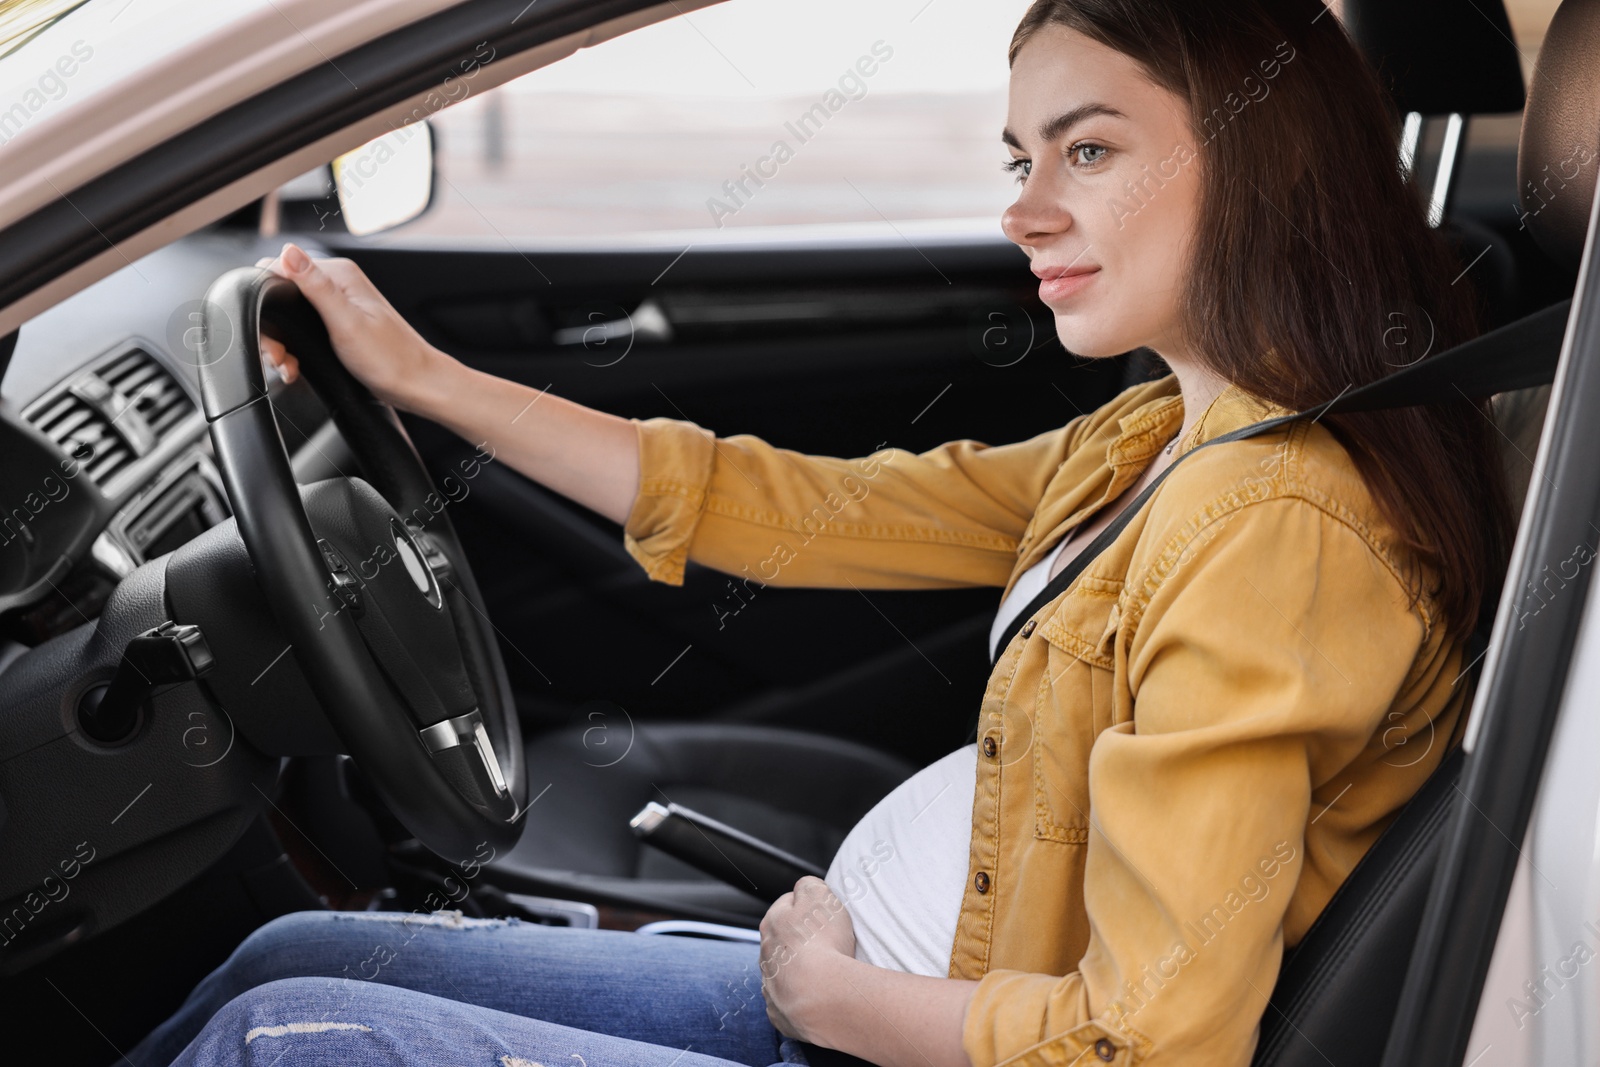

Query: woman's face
<box><xmin>1002</xmin><ymin>25</ymin><xmax>1202</xmax><ymax>361</ymax></box>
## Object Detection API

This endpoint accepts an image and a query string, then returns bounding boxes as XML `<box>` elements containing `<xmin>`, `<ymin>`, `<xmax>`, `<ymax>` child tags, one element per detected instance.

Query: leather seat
<box><xmin>489</xmin><ymin>722</ymin><xmax>914</xmax><ymax>923</ymax></box>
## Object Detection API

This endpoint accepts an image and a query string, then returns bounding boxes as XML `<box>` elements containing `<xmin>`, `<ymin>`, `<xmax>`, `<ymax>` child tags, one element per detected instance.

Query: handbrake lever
<box><xmin>630</xmin><ymin>801</ymin><xmax>825</xmax><ymax>904</ymax></box>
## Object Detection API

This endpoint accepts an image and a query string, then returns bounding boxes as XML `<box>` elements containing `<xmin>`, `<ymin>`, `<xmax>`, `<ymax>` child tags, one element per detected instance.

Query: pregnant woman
<box><xmin>129</xmin><ymin>0</ymin><xmax>1510</xmax><ymax>1064</ymax></box>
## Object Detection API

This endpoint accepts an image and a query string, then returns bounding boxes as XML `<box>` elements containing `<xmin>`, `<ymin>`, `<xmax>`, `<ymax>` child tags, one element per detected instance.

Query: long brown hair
<box><xmin>1011</xmin><ymin>0</ymin><xmax>1513</xmax><ymax>640</ymax></box>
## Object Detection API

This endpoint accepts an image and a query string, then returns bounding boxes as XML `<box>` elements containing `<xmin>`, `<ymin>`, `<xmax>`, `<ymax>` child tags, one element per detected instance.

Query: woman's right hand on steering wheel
<box><xmin>255</xmin><ymin>241</ymin><xmax>449</xmax><ymax>413</ymax></box>
<box><xmin>254</xmin><ymin>240</ymin><xmax>643</xmax><ymax>526</ymax></box>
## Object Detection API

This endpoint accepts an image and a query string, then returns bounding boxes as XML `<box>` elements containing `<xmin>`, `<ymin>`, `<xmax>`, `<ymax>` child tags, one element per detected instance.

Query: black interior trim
<box><xmin>0</xmin><ymin>329</ymin><xmax>16</xmax><ymax>382</ymax></box>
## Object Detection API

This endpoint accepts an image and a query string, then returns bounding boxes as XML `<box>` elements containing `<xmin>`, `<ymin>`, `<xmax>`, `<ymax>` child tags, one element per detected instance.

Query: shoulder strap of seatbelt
<box><xmin>988</xmin><ymin>298</ymin><xmax>1572</xmax><ymax>666</ymax></box>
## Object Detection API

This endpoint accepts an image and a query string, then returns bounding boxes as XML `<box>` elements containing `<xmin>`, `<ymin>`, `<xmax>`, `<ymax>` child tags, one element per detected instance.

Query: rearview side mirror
<box><xmin>332</xmin><ymin>123</ymin><xmax>435</xmax><ymax>236</ymax></box>
<box><xmin>272</xmin><ymin>122</ymin><xmax>436</xmax><ymax>237</ymax></box>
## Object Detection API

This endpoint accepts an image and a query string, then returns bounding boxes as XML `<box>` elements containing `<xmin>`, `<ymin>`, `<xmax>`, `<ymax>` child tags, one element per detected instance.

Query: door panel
<box><xmin>329</xmin><ymin>235</ymin><xmax>1130</xmax><ymax>767</ymax></box>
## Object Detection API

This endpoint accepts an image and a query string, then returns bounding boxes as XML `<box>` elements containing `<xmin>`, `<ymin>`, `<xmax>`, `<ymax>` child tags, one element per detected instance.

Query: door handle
<box><xmin>552</xmin><ymin>299</ymin><xmax>672</xmax><ymax>347</ymax></box>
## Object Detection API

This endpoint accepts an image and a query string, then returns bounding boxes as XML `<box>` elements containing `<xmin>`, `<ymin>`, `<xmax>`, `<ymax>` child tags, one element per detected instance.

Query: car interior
<box><xmin>0</xmin><ymin>0</ymin><xmax>1593</xmax><ymax>1063</ymax></box>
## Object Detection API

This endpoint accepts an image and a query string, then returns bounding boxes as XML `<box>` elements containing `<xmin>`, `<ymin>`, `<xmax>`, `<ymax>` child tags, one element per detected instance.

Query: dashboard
<box><xmin>0</xmin><ymin>227</ymin><xmax>329</xmax><ymax>651</ymax></box>
<box><xmin>0</xmin><ymin>223</ymin><xmax>352</xmax><ymax>975</ymax></box>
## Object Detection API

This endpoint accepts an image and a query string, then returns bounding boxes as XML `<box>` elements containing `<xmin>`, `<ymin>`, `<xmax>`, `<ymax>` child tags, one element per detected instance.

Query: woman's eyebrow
<box><xmin>1002</xmin><ymin>102</ymin><xmax>1128</xmax><ymax>148</ymax></box>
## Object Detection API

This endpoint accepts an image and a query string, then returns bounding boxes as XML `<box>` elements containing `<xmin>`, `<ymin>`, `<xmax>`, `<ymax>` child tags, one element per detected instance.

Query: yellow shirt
<box><xmin>622</xmin><ymin>374</ymin><xmax>1468</xmax><ymax>1066</ymax></box>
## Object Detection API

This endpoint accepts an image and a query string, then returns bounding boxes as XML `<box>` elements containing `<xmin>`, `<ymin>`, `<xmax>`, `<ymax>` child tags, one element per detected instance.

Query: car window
<box><xmin>374</xmin><ymin>0</ymin><xmax>1038</xmax><ymax>244</ymax></box>
<box><xmin>1504</xmin><ymin>0</ymin><xmax>1563</xmax><ymax>61</ymax></box>
<box><xmin>351</xmin><ymin>0</ymin><xmax>1569</xmax><ymax>247</ymax></box>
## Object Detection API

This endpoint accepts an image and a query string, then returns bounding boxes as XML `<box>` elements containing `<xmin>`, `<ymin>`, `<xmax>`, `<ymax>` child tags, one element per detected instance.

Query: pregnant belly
<box><xmin>823</xmin><ymin>745</ymin><xmax>977</xmax><ymax>978</ymax></box>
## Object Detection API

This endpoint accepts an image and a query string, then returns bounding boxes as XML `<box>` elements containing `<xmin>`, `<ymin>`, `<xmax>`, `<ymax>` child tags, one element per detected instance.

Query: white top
<box><xmin>824</xmin><ymin>744</ymin><xmax>978</xmax><ymax>976</ymax></box>
<box><xmin>988</xmin><ymin>534</ymin><xmax>1072</xmax><ymax>661</ymax></box>
<box><xmin>825</xmin><ymin>534</ymin><xmax>1074</xmax><ymax>976</ymax></box>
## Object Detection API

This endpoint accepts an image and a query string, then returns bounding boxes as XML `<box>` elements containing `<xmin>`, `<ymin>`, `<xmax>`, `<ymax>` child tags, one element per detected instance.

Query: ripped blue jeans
<box><xmin>127</xmin><ymin>911</ymin><xmax>808</xmax><ymax>1067</ymax></box>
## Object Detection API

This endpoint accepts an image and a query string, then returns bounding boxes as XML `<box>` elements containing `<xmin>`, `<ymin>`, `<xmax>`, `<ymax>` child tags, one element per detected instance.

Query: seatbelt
<box><xmin>989</xmin><ymin>298</ymin><xmax>1572</xmax><ymax>666</ymax></box>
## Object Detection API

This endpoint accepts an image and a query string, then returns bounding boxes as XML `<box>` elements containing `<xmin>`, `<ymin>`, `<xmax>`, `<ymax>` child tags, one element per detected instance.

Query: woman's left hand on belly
<box><xmin>759</xmin><ymin>875</ymin><xmax>857</xmax><ymax>1040</ymax></box>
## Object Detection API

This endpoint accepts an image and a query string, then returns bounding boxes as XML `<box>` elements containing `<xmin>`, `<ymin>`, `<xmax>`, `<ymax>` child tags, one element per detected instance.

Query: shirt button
<box><xmin>982</xmin><ymin>736</ymin><xmax>998</xmax><ymax>758</ymax></box>
<box><xmin>1094</xmin><ymin>1038</ymin><xmax>1116</xmax><ymax>1061</ymax></box>
<box><xmin>974</xmin><ymin>871</ymin><xmax>990</xmax><ymax>893</ymax></box>
<box><xmin>1020</xmin><ymin>619</ymin><xmax>1037</xmax><ymax>638</ymax></box>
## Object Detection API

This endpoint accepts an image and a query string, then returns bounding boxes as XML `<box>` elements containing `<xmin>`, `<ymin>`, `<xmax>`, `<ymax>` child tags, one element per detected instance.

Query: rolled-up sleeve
<box><xmin>621</xmin><ymin>413</ymin><xmax>1092</xmax><ymax>590</ymax></box>
<box><xmin>621</xmin><ymin>417</ymin><xmax>719</xmax><ymax>585</ymax></box>
<box><xmin>963</xmin><ymin>496</ymin><xmax>1435</xmax><ymax>1066</ymax></box>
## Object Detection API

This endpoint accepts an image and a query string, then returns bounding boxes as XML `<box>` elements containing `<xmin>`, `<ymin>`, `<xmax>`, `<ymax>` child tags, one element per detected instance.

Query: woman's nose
<box><xmin>1001</xmin><ymin>179</ymin><xmax>1073</xmax><ymax>248</ymax></box>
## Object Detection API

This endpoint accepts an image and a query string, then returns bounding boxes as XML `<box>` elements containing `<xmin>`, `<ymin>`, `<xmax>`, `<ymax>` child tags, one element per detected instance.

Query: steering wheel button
<box><xmin>411</xmin><ymin>527</ymin><xmax>455</xmax><ymax>583</ymax></box>
<box><xmin>317</xmin><ymin>538</ymin><xmax>351</xmax><ymax>573</ymax></box>
<box><xmin>328</xmin><ymin>571</ymin><xmax>364</xmax><ymax>617</ymax></box>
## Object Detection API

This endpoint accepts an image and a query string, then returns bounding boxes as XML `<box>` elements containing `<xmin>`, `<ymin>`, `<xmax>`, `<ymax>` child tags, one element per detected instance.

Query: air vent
<box><xmin>24</xmin><ymin>349</ymin><xmax>198</xmax><ymax>489</ymax></box>
<box><xmin>27</xmin><ymin>391</ymin><xmax>132</xmax><ymax>485</ymax></box>
<box><xmin>98</xmin><ymin>349</ymin><xmax>196</xmax><ymax>441</ymax></box>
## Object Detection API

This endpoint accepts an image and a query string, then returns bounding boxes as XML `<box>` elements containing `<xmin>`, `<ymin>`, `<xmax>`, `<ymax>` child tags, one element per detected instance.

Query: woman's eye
<box><xmin>1003</xmin><ymin>158</ymin><xmax>1032</xmax><ymax>183</ymax></box>
<box><xmin>1071</xmin><ymin>142</ymin><xmax>1108</xmax><ymax>167</ymax></box>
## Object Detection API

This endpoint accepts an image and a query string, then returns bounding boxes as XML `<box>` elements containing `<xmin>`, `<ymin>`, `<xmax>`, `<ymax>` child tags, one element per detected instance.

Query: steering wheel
<box><xmin>196</xmin><ymin>267</ymin><xmax>526</xmax><ymax>863</ymax></box>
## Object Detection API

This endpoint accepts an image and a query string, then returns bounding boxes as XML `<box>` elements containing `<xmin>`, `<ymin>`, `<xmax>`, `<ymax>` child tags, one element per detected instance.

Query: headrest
<box><xmin>1342</xmin><ymin>0</ymin><xmax>1525</xmax><ymax>117</ymax></box>
<box><xmin>1518</xmin><ymin>0</ymin><xmax>1600</xmax><ymax>273</ymax></box>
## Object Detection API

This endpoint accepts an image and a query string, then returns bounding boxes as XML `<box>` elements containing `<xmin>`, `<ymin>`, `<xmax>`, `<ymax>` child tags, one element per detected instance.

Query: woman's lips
<box><xmin>1037</xmin><ymin>268</ymin><xmax>1100</xmax><ymax>304</ymax></box>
